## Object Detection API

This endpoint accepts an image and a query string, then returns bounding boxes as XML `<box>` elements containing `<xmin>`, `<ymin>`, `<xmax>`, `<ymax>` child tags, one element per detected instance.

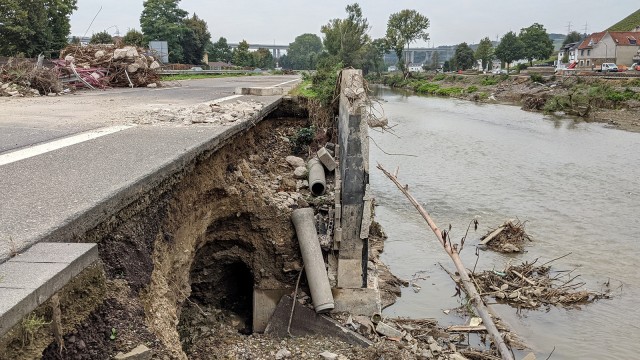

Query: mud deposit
<box><xmin>16</xmin><ymin>114</ymin><xmax>335</xmax><ymax>359</ymax></box>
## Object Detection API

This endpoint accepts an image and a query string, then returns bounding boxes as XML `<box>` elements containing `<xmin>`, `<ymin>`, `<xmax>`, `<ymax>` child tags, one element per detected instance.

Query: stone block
<box><xmin>375</xmin><ymin>321</ymin><xmax>403</xmax><ymax>338</ymax></box>
<box><xmin>337</xmin><ymin>258</ymin><xmax>363</xmax><ymax>288</ymax></box>
<box><xmin>317</xmin><ymin>147</ymin><xmax>337</xmax><ymax>172</ymax></box>
<box><xmin>114</xmin><ymin>344</ymin><xmax>152</xmax><ymax>360</ymax></box>
<box><xmin>332</xmin><ymin>288</ymin><xmax>380</xmax><ymax>316</ymax></box>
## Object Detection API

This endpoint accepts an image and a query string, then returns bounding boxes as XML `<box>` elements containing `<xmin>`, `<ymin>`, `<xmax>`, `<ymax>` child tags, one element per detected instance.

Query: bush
<box><xmin>290</xmin><ymin>126</ymin><xmax>315</xmax><ymax>154</ymax></box>
<box><xmin>481</xmin><ymin>76</ymin><xmax>499</xmax><ymax>86</ymax></box>
<box><xmin>416</xmin><ymin>82</ymin><xmax>440</xmax><ymax>94</ymax></box>
<box><xmin>466</xmin><ymin>85</ymin><xmax>478</xmax><ymax>93</ymax></box>
<box><xmin>530</xmin><ymin>74</ymin><xmax>544</xmax><ymax>83</ymax></box>
<box><xmin>434</xmin><ymin>73</ymin><xmax>446</xmax><ymax>81</ymax></box>
<box><xmin>310</xmin><ymin>56</ymin><xmax>342</xmax><ymax>106</ymax></box>
<box><xmin>516</xmin><ymin>63</ymin><xmax>528</xmax><ymax>71</ymax></box>
<box><xmin>435</xmin><ymin>87</ymin><xmax>463</xmax><ymax>96</ymax></box>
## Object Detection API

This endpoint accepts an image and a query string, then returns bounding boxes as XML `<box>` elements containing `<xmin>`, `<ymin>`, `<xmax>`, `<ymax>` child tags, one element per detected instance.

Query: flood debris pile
<box><xmin>0</xmin><ymin>57</ymin><xmax>62</xmax><ymax>96</ymax></box>
<box><xmin>472</xmin><ymin>259</ymin><xmax>610</xmax><ymax>309</ymax></box>
<box><xmin>137</xmin><ymin>100</ymin><xmax>265</xmax><ymax>125</ymax></box>
<box><xmin>57</xmin><ymin>44</ymin><xmax>160</xmax><ymax>88</ymax></box>
<box><xmin>479</xmin><ymin>220</ymin><xmax>532</xmax><ymax>253</ymax></box>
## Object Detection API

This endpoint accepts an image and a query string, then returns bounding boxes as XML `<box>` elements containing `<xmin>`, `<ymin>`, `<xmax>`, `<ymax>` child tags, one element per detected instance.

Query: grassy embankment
<box><xmin>370</xmin><ymin>72</ymin><xmax>640</xmax><ymax>116</ymax></box>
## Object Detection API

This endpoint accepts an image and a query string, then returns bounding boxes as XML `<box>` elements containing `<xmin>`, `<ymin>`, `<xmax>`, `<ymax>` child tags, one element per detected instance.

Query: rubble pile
<box><xmin>137</xmin><ymin>100</ymin><xmax>265</xmax><ymax>125</ymax></box>
<box><xmin>57</xmin><ymin>44</ymin><xmax>160</xmax><ymax>88</ymax></box>
<box><xmin>0</xmin><ymin>58</ymin><xmax>62</xmax><ymax>96</ymax></box>
<box><xmin>479</xmin><ymin>220</ymin><xmax>532</xmax><ymax>253</ymax></box>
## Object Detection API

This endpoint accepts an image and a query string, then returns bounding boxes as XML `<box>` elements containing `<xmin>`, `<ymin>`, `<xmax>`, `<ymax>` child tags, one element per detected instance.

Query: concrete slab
<box><xmin>264</xmin><ymin>295</ymin><xmax>371</xmax><ymax>347</ymax></box>
<box><xmin>252</xmin><ymin>288</ymin><xmax>291</xmax><ymax>333</ymax></box>
<box><xmin>0</xmin><ymin>243</ymin><xmax>98</xmax><ymax>336</ymax></box>
<box><xmin>8</xmin><ymin>242</ymin><xmax>97</xmax><ymax>264</ymax></box>
<box><xmin>332</xmin><ymin>288</ymin><xmax>380</xmax><ymax>316</ymax></box>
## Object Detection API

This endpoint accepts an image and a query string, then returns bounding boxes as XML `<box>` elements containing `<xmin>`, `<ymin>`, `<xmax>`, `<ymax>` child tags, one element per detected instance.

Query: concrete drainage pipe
<box><xmin>307</xmin><ymin>158</ymin><xmax>326</xmax><ymax>196</ymax></box>
<box><xmin>291</xmin><ymin>208</ymin><xmax>334</xmax><ymax>313</ymax></box>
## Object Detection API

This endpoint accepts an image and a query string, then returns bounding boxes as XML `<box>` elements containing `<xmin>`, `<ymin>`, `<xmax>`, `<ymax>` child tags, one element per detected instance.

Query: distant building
<box><xmin>576</xmin><ymin>31</ymin><xmax>640</xmax><ymax>68</ymax></box>
<box><xmin>387</xmin><ymin>65</ymin><xmax>397</xmax><ymax>72</ymax></box>
<box><xmin>408</xmin><ymin>63</ymin><xmax>424</xmax><ymax>73</ymax></box>
<box><xmin>557</xmin><ymin>42</ymin><xmax>580</xmax><ymax>68</ymax></box>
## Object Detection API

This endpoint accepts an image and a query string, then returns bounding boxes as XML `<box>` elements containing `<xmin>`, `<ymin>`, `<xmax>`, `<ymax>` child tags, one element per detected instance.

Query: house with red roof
<box><xmin>576</xmin><ymin>31</ymin><xmax>640</xmax><ymax>69</ymax></box>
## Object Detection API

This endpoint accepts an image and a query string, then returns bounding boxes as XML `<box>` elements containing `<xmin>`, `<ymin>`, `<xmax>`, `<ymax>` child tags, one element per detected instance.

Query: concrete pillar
<box><xmin>336</xmin><ymin>69</ymin><xmax>369</xmax><ymax>289</ymax></box>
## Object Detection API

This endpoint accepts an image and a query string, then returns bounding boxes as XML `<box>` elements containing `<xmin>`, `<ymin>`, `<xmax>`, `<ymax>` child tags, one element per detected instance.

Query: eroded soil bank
<box><xmin>0</xmin><ymin>101</ymin><xmax>404</xmax><ymax>360</ymax></box>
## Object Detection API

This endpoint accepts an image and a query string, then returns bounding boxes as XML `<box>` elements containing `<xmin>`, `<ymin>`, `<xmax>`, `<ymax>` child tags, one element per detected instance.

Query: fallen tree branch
<box><xmin>377</xmin><ymin>163</ymin><xmax>514</xmax><ymax>360</ymax></box>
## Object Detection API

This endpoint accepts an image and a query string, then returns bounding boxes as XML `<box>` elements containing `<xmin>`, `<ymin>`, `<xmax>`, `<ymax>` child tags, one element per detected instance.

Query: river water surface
<box><xmin>370</xmin><ymin>86</ymin><xmax>640</xmax><ymax>359</ymax></box>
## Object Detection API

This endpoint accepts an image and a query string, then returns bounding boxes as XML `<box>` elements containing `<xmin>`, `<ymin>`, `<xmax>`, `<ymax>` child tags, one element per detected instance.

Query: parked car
<box><xmin>190</xmin><ymin>66</ymin><xmax>203</xmax><ymax>71</ymax></box>
<box><xmin>617</xmin><ymin>64</ymin><xmax>628</xmax><ymax>72</ymax></box>
<box><xmin>631</xmin><ymin>63</ymin><xmax>640</xmax><ymax>71</ymax></box>
<box><xmin>595</xmin><ymin>63</ymin><xmax>618</xmax><ymax>72</ymax></box>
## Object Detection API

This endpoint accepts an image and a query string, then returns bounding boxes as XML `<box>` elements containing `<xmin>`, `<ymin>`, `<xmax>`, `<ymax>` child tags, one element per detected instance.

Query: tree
<box><xmin>429</xmin><ymin>50</ymin><xmax>441</xmax><ymax>70</ymax></box>
<box><xmin>321</xmin><ymin>3</ymin><xmax>371</xmax><ymax>68</ymax></box>
<box><xmin>442</xmin><ymin>60</ymin><xmax>451</xmax><ymax>72</ymax></box>
<box><xmin>140</xmin><ymin>0</ymin><xmax>188</xmax><ymax>63</ymax></box>
<box><xmin>362</xmin><ymin>38</ymin><xmax>387</xmax><ymax>75</ymax></box>
<box><xmin>519</xmin><ymin>23</ymin><xmax>554</xmax><ymax>66</ymax></box>
<box><xmin>207</xmin><ymin>37</ymin><xmax>232</xmax><ymax>63</ymax></box>
<box><xmin>181</xmin><ymin>13</ymin><xmax>211</xmax><ymax>64</ymax></box>
<box><xmin>252</xmin><ymin>48</ymin><xmax>275</xmax><ymax>69</ymax></box>
<box><xmin>70</xmin><ymin>36</ymin><xmax>81</xmax><ymax>45</ymax></box>
<box><xmin>454</xmin><ymin>42</ymin><xmax>475</xmax><ymax>70</ymax></box>
<box><xmin>562</xmin><ymin>31</ymin><xmax>583</xmax><ymax>46</ymax></box>
<box><xmin>123</xmin><ymin>29</ymin><xmax>145</xmax><ymax>47</ymax></box>
<box><xmin>90</xmin><ymin>31</ymin><xmax>113</xmax><ymax>44</ymax></box>
<box><xmin>385</xmin><ymin>9</ymin><xmax>430</xmax><ymax>77</ymax></box>
<box><xmin>287</xmin><ymin>33</ymin><xmax>323</xmax><ymax>70</ymax></box>
<box><xmin>0</xmin><ymin>0</ymin><xmax>77</xmax><ymax>57</ymax></box>
<box><xmin>474</xmin><ymin>37</ymin><xmax>494</xmax><ymax>71</ymax></box>
<box><xmin>233</xmin><ymin>40</ymin><xmax>252</xmax><ymax>67</ymax></box>
<box><xmin>494</xmin><ymin>31</ymin><xmax>524</xmax><ymax>71</ymax></box>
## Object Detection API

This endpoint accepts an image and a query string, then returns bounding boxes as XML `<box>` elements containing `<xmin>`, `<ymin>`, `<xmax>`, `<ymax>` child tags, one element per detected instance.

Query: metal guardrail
<box><xmin>156</xmin><ymin>69</ymin><xmax>254</xmax><ymax>75</ymax></box>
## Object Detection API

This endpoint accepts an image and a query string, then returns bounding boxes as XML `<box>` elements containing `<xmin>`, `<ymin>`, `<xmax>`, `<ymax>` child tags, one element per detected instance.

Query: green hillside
<box><xmin>608</xmin><ymin>9</ymin><xmax>640</xmax><ymax>31</ymax></box>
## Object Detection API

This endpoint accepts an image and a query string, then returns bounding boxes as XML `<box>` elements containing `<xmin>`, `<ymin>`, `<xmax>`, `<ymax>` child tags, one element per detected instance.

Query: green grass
<box><xmin>159</xmin><ymin>73</ymin><xmax>252</xmax><ymax>81</ymax></box>
<box><xmin>290</xmin><ymin>79</ymin><xmax>318</xmax><ymax>98</ymax></box>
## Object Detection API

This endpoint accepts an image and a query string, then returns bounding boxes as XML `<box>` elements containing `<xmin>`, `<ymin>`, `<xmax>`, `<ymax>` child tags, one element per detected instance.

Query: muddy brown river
<box><xmin>370</xmin><ymin>86</ymin><xmax>640</xmax><ymax>359</ymax></box>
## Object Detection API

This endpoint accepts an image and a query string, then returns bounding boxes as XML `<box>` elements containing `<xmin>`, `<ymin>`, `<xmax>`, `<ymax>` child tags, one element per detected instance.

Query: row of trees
<box><xmin>444</xmin><ymin>23</ymin><xmax>556</xmax><ymax>72</ymax></box>
<box><xmin>0</xmin><ymin>0</ymin><xmax>78</xmax><ymax>57</ymax></box>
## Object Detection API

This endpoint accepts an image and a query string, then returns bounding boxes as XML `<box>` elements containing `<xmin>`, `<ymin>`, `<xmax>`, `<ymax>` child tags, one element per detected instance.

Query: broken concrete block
<box><xmin>375</xmin><ymin>321</ymin><xmax>403</xmax><ymax>338</ymax></box>
<box><xmin>114</xmin><ymin>344</ymin><xmax>152</xmax><ymax>360</ymax></box>
<box><xmin>150</xmin><ymin>61</ymin><xmax>161</xmax><ymax>69</ymax></box>
<box><xmin>94</xmin><ymin>50</ymin><xmax>105</xmax><ymax>58</ymax></box>
<box><xmin>320</xmin><ymin>351</ymin><xmax>339</xmax><ymax>360</ymax></box>
<box><xmin>286</xmin><ymin>156</ymin><xmax>305</xmax><ymax>168</ymax></box>
<box><xmin>275</xmin><ymin>348</ymin><xmax>291</xmax><ymax>359</ymax></box>
<box><xmin>265</xmin><ymin>295</ymin><xmax>371</xmax><ymax>347</ymax></box>
<box><xmin>127</xmin><ymin>63</ymin><xmax>140</xmax><ymax>73</ymax></box>
<box><xmin>64</xmin><ymin>55</ymin><xmax>74</xmax><ymax>63</ymax></box>
<box><xmin>147</xmin><ymin>83</ymin><xmax>158</xmax><ymax>88</ymax></box>
<box><xmin>317</xmin><ymin>147</ymin><xmax>337</xmax><ymax>172</ymax></box>
<box><xmin>113</xmin><ymin>48</ymin><xmax>127</xmax><ymax>60</ymax></box>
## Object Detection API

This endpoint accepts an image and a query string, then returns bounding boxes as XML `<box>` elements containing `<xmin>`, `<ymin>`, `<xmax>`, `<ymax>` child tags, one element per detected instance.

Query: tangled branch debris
<box><xmin>471</xmin><ymin>258</ymin><xmax>611</xmax><ymax>309</ymax></box>
<box><xmin>57</xmin><ymin>44</ymin><xmax>160</xmax><ymax>88</ymax></box>
<box><xmin>480</xmin><ymin>220</ymin><xmax>532</xmax><ymax>253</ymax></box>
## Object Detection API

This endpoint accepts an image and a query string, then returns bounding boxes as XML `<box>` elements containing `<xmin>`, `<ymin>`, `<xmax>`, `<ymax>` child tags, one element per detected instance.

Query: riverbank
<box><xmin>371</xmin><ymin>72</ymin><xmax>640</xmax><ymax>133</ymax></box>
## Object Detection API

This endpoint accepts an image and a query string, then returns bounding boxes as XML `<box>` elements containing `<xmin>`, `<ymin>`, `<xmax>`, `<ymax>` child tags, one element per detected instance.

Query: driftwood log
<box><xmin>377</xmin><ymin>164</ymin><xmax>514</xmax><ymax>360</ymax></box>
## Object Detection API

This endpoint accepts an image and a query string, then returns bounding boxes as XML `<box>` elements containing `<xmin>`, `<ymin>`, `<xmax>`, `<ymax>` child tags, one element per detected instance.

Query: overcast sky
<box><xmin>70</xmin><ymin>1</ymin><xmax>639</xmax><ymax>46</ymax></box>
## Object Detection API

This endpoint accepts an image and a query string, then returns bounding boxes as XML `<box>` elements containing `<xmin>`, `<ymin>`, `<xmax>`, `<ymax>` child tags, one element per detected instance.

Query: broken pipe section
<box><xmin>291</xmin><ymin>208</ymin><xmax>334</xmax><ymax>313</ymax></box>
<box><xmin>307</xmin><ymin>158</ymin><xmax>326</xmax><ymax>196</ymax></box>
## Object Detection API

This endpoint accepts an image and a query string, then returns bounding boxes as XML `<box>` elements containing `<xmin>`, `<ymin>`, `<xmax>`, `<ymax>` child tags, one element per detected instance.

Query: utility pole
<box><xmin>582</xmin><ymin>22</ymin><xmax>589</xmax><ymax>35</ymax></box>
<box><xmin>567</xmin><ymin>21</ymin><xmax>572</xmax><ymax>33</ymax></box>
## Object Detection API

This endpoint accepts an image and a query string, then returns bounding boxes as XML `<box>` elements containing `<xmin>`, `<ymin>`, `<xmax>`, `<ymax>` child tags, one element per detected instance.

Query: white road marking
<box><xmin>272</xmin><ymin>79</ymin><xmax>300</xmax><ymax>87</ymax></box>
<box><xmin>212</xmin><ymin>94</ymin><xmax>243</xmax><ymax>103</ymax></box>
<box><xmin>0</xmin><ymin>125</ymin><xmax>135</xmax><ymax>166</ymax></box>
